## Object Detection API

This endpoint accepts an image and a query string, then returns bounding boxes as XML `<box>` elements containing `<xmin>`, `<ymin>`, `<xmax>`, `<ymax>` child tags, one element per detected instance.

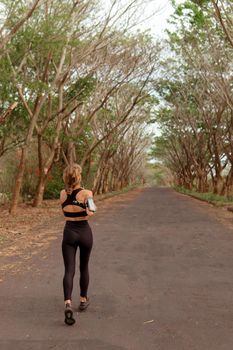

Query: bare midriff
<box><xmin>64</xmin><ymin>216</ymin><xmax>88</xmax><ymax>221</ymax></box>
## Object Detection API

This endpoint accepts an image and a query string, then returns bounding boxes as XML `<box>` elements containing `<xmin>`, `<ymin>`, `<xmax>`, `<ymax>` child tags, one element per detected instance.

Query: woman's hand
<box><xmin>86</xmin><ymin>207</ymin><xmax>95</xmax><ymax>216</ymax></box>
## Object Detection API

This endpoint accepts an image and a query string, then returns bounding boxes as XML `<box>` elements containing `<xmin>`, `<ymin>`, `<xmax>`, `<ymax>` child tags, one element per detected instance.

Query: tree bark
<box><xmin>33</xmin><ymin>175</ymin><xmax>46</xmax><ymax>207</ymax></box>
<box><xmin>211</xmin><ymin>0</ymin><xmax>233</xmax><ymax>49</ymax></box>
<box><xmin>10</xmin><ymin>96</ymin><xmax>47</xmax><ymax>214</ymax></box>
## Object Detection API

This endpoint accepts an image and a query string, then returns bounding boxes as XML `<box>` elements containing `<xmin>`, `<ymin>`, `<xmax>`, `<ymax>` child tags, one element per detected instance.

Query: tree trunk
<box><xmin>225</xmin><ymin>166</ymin><xmax>233</xmax><ymax>198</ymax></box>
<box><xmin>67</xmin><ymin>141</ymin><xmax>76</xmax><ymax>165</ymax></box>
<box><xmin>33</xmin><ymin>155</ymin><xmax>56</xmax><ymax>207</ymax></box>
<box><xmin>197</xmin><ymin>174</ymin><xmax>208</xmax><ymax>193</ymax></box>
<box><xmin>213</xmin><ymin>174</ymin><xmax>224</xmax><ymax>195</ymax></box>
<box><xmin>33</xmin><ymin>175</ymin><xmax>46</xmax><ymax>207</ymax></box>
<box><xmin>33</xmin><ymin>87</ymin><xmax>64</xmax><ymax>207</ymax></box>
<box><xmin>33</xmin><ymin>133</ymin><xmax>44</xmax><ymax>207</ymax></box>
<box><xmin>85</xmin><ymin>156</ymin><xmax>92</xmax><ymax>185</ymax></box>
<box><xmin>9</xmin><ymin>146</ymin><xmax>27</xmax><ymax>213</ymax></box>
<box><xmin>10</xmin><ymin>94</ymin><xmax>47</xmax><ymax>213</ymax></box>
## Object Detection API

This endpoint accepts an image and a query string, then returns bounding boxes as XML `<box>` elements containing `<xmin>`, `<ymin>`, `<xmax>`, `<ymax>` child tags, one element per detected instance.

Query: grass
<box><xmin>174</xmin><ymin>186</ymin><xmax>233</xmax><ymax>207</ymax></box>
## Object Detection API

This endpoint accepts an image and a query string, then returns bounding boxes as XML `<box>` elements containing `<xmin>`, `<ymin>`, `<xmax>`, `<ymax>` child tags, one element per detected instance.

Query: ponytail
<box><xmin>63</xmin><ymin>164</ymin><xmax>82</xmax><ymax>194</ymax></box>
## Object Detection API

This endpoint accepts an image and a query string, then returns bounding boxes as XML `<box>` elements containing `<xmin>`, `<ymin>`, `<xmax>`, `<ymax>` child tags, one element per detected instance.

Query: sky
<box><xmin>101</xmin><ymin>0</ymin><xmax>179</xmax><ymax>137</ymax></box>
<box><xmin>102</xmin><ymin>0</ymin><xmax>178</xmax><ymax>38</ymax></box>
<box><xmin>139</xmin><ymin>0</ymin><xmax>175</xmax><ymax>38</ymax></box>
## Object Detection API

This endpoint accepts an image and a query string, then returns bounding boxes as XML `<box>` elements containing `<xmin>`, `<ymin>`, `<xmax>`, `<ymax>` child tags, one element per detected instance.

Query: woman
<box><xmin>60</xmin><ymin>163</ymin><xmax>95</xmax><ymax>326</ymax></box>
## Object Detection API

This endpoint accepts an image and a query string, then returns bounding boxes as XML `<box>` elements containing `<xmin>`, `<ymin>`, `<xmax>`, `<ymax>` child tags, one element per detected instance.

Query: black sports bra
<box><xmin>61</xmin><ymin>188</ymin><xmax>87</xmax><ymax>218</ymax></box>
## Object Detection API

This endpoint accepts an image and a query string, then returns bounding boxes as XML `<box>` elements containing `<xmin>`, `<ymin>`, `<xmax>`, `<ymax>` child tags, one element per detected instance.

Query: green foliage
<box><xmin>175</xmin><ymin>1</ymin><xmax>205</xmax><ymax>25</ymax></box>
<box><xmin>0</xmin><ymin>0</ymin><xmax>159</xmax><ymax>204</ymax></box>
<box><xmin>21</xmin><ymin>170</ymin><xmax>37</xmax><ymax>199</ymax></box>
<box><xmin>44</xmin><ymin>180</ymin><xmax>62</xmax><ymax>199</ymax></box>
<box><xmin>172</xmin><ymin>0</ymin><xmax>209</xmax><ymax>26</ymax></box>
<box><xmin>0</xmin><ymin>153</ymin><xmax>18</xmax><ymax>195</ymax></box>
<box><xmin>150</xmin><ymin>136</ymin><xmax>169</xmax><ymax>160</ymax></box>
<box><xmin>154</xmin><ymin>0</ymin><xmax>233</xmax><ymax>197</ymax></box>
<box><xmin>44</xmin><ymin>165</ymin><xmax>63</xmax><ymax>199</ymax></box>
<box><xmin>175</xmin><ymin>186</ymin><xmax>233</xmax><ymax>206</ymax></box>
<box><xmin>66</xmin><ymin>76</ymin><xmax>96</xmax><ymax>102</ymax></box>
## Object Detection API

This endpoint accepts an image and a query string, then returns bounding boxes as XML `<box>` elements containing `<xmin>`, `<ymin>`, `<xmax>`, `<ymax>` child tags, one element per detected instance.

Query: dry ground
<box><xmin>0</xmin><ymin>188</ymin><xmax>144</xmax><ymax>280</ymax></box>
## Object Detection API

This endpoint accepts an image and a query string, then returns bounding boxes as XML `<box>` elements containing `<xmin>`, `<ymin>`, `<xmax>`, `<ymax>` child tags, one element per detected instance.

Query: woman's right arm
<box><xmin>60</xmin><ymin>189</ymin><xmax>66</xmax><ymax>205</ymax></box>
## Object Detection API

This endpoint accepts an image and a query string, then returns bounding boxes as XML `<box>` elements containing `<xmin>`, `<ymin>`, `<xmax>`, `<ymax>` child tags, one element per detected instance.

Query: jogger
<box><xmin>62</xmin><ymin>220</ymin><xmax>93</xmax><ymax>300</ymax></box>
<box><xmin>60</xmin><ymin>163</ymin><xmax>96</xmax><ymax>325</ymax></box>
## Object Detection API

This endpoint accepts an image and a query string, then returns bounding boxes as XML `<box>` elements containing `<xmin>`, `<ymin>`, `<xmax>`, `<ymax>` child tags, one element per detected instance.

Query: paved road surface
<box><xmin>1</xmin><ymin>187</ymin><xmax>233</xmax><ymax>350</ymax></box>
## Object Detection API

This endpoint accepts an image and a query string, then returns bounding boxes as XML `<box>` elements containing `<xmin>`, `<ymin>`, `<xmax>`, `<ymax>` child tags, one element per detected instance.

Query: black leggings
<box><xmin>62</xmin><ymin>220</ymin><xmax>93</xmax><ymax>300</ymax></box>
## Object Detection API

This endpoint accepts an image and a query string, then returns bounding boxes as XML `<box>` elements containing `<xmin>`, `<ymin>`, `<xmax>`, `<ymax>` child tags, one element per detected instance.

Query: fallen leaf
<box><xmin>143</xmin><ymin>320</ymin><xmax>154</xmax><ymax>324</ymax></box>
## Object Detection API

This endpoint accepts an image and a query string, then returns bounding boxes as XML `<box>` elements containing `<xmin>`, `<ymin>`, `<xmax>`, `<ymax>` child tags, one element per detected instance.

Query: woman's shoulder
<box><xmin>80</xmin><ymin>188</ymin><xmax>93</xmax><ymax>197</ymax></box>
<box><xmin>60</xmin><ymin>189</ymin><xmax>67</xmax><ymax>196</ymax></box>
<box><xmin>60</xmin><ymin>189</ymin><xmax>67</xmax><ymax>203</ymax></box>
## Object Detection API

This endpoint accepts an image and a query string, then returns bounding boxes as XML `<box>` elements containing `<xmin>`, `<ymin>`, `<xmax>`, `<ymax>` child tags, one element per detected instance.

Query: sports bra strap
<box><xmin>62</xmin><ymin>188</ymin><xmax>86</xmax><ymax>209</ymax></box>
<box><xmin>67</xmin><ymin>188</ymin><xmax>83</xmax><ymax>196</ymax></box>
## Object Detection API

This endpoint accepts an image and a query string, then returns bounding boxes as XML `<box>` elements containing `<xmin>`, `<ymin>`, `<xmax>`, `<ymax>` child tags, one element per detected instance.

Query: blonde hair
<box><xmin>63</xmin><ymin>163</ymin><xmax>82</xmax><ymax>194</ymax></box>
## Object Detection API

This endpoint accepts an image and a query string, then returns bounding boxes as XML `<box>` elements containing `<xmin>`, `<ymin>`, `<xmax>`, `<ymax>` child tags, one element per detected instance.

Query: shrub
<box><xmin>44</xmin><ymin>165</ymin><xmax>63</xmax><ymax>199</ymax></box>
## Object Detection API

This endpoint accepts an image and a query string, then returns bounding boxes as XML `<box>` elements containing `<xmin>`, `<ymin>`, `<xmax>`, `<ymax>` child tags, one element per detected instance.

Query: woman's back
<box><xmin>60</xmin><ymin>187</ymin><xmax>94</xmax><ymax>221</ymax></box>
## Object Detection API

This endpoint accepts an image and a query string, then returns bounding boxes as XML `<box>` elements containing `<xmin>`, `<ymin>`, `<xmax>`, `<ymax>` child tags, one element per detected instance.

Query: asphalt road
<box><xmin>1</xmin><ymin>187</ymin><xmax>233</xmax><ymax>350</ymax></box>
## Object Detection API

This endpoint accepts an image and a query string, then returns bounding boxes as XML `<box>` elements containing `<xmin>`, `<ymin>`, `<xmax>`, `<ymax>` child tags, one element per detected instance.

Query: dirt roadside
<box><xmin>2</xmin><ymin>187</ymin><xmax>232</xmax><ymax>248</ymax></box>
<box><xmin>1</xmin><ymin>187</ymin><xmax>233</xmax><ymax>282</ymax></box>
<box><xmin>175</xmin><ymin>190</ymin><xmax>233</xmax><ymax>232</ymax></box>
<box><xmin>0</xmin><ymin>188</ymin><xmax>144</xmax><ymax>280</ymax></box>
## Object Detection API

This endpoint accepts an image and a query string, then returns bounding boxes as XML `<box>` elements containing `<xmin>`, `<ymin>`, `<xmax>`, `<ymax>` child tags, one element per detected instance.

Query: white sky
<box><xmin>139</xmin><ymin>0</ymin><xmax>175</xmax><ymax>37</ymax></box>
<box><xmin>101</xmin><ymin>0</ymin><xmax>179</xmax><ymax>137</ymax></box>
<box><xmin>102</xmin><ymin>0</ymin><xmax>178</xmax><ymax>38</ymax></box>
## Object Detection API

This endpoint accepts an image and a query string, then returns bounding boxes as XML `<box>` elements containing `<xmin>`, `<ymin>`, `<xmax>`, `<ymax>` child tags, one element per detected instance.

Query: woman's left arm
<box><xmin>85</xmin><ymin>190</ymin><xmax>96</xmax><ymax>216</ymax></box>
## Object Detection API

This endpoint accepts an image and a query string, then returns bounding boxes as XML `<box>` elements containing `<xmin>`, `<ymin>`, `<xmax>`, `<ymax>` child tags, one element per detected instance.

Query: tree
<box><xmin>153</xmin><ymin>0</ymin><xmax>233</xmax><ymax>195</ymax></box>
<box><xmin>0</xmin><ymin>0</ymin><xmax>42</xmax><ymax>54</ymax></box>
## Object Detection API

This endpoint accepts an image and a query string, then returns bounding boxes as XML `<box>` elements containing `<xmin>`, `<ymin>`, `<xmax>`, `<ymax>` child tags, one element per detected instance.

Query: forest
<box><xmin>152</xmin><ymin>0</ymin><xmax>233</xmax><ymax>198</ymax></box>
<box><xmin>0</xmin><ymin>0</ymin><xmax>232</xmax><ymax>213</ymax></box>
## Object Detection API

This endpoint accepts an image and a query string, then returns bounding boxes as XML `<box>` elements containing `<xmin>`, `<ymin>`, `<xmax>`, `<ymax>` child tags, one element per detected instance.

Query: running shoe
<box><xmin>64</xmin><ymin>303</ymin><xmax>75</xmax><ymax>325</ymax></box>
<box><xmin>79</xmin><ymin>297</ymin><xmax>90</xmax><ymax>311</ymax></box>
